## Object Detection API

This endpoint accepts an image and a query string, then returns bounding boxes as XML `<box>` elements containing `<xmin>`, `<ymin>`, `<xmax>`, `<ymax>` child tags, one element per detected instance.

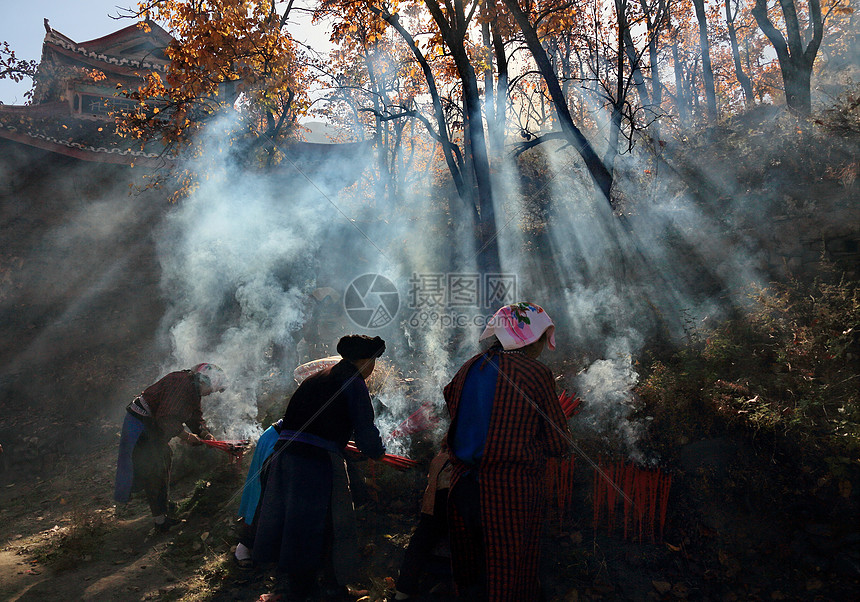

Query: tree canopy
<box><xmin>1</xmin><ymin>0</ymin><xmax>855</xmax><ymax>212</ymax></box>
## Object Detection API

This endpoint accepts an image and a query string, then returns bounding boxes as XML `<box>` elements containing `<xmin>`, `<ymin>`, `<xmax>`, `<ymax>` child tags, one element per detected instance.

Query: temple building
<box><xmin>0</xmin><ymin>19</ymin><xmax>370</xmax><ymax>178</ymax></box>
<box><xmin>0</xmin><ymin>19</ymin><xmax>174</xmax><ymax>165</ymax></box>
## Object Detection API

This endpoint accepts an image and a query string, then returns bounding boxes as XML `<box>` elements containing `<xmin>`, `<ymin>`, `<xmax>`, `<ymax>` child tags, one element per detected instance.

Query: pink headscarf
<box><xmin>479</xmin><ymin>302</ymin><xmax>556</xmax><ymax>351</ymax></box>
<box><xmin>193</xmin><ymin>363</ymin><xmax>228</xmax><ymax>393</ymax></box>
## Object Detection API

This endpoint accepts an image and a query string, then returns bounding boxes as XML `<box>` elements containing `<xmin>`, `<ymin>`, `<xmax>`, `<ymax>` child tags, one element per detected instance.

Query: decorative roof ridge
<box><xmin>0</xmin><ymin>122</ymin><xmax>161</xmax><ymax>159</ymax></box>
<box><xmin>77</xmin><ymin>19</ymin><xmax>172</xmax><ymax>48</ymax></box>
<box><xmin>45</xmin><ymin>30</ymin><xmax>169</xmax><ymax>72</ymax></box>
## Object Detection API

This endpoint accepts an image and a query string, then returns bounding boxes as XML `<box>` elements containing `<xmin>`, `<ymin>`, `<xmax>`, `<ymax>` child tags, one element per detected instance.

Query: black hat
<box><xmin>337</xmin><ymin>335</ymin><xmax>386</xmax><ymax>360</ymax></box>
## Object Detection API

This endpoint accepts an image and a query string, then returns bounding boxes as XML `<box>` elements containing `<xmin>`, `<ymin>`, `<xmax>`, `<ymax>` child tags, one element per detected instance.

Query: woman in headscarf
<box><xmin>115</xmin><ymin>363</ymin><xmax>227</xmax><ymax>531</ymax></box>
<box><xmin>252</xmin><ymin>334</ymin><xmax>386</xmax><ymax>601</ymax></box>
<box><xmin>444</xmin><ymin>303</ymin><xmax>571</xmax><ymax>601</ymax></box>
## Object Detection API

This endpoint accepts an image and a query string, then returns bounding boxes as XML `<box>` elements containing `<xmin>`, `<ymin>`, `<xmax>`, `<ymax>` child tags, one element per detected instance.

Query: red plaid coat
<box><xmin>443</xmin><ymin>349</ymin><xmax>571</xmax><ymax>601</ymax></box>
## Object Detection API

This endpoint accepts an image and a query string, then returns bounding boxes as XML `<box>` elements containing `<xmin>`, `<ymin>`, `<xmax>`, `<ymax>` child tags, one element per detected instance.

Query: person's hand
<box><xmin>200</xmin><ymin>431</ymin><xmax>215</xmax><ymax>441</ymax></box>
<box><xmin>184</xmin><ymin>433</ymin><xmax>204</xmax><ymax>446</ymax></box>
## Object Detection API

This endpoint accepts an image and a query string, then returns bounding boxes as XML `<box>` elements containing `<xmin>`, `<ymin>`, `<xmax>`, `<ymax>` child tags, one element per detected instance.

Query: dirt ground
<box><xmin>1</xmin><ymin>427</ymin><xmax>858</xmax><ymax>602</ymax></box>
<box><xmin>3</xmin><ymin>128</ymin><xmax>859</xmax><ymax>602</ymax></box>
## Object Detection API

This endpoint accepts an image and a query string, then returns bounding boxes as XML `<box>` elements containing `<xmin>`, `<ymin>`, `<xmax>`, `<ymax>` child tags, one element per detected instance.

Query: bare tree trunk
<box><xmin>692</xmin><ymin>0</ymin><xmax>718</xmax><ymax>121</ymax></box>
<box><xmin>459</xmin><ymin>57</ymin><xmax>499</xmax><ymax>273</ymax></box>
<box><xmin>502</xmin><ymin>0</ymin><xmax>614</xmax><ymax>204</ymax></box>
<box><xmin>623</xmin><ymin>28</ymin><xmax>651</xmax><ymax>108</ymax></box>
<box><xmin>423</xmin><ymin>0</ymin><xmax>500</xmax><ymax>274</ymax></box>
<box><xmin>480</xmin><ymin>13</ymin><xmax>509</xmax><ymax>162</ymax></box>
<box><xmin>481</xmin><ymin>18</ymin><xmax>498</xmax><ymax>160</ymax></box>
<box><xmin>605</xmin><ymin>0</ymin><xmax>628</xmax><ymax>172</ymax></box>
<box><xmin>690</xmin><ymin>59</ymin><xmax>701</xmax><ymax>113</ymax></box>
<box><xmin>372</xmin><ymin>8</ymin><xmax>469</xmax><ymax>204</ymax></box>
<box><xmin>639</xmin><ymin>0</ymin><xmax>666</xmax><ymax>134</ymax></box>
<box><xmin>364</xmin><ymin>49</ymin><xmax>393</xmax><ymax>203</ymax></box>
<box><xmin>725</xmin><ymin>0</ymin><xmax>754</xmax><ymax>106</ymax></box>
<box><xmin>672</xmin><ymin>40</ymin><xmax>691</xmax><ymax>127</ymax></box>
<box><xmin>492</xmin><ymin>19</ymin><xmax>509</xmax><ymax>157</ymax></box>
<box><xmin>648</xmin><ymin>31</ymin><xmax>662</xmax><ymax>106</ymax></box>
<box><xmin>781</xmin><ymin>62</ymin><xmax>814</xmax><ymax>113</ymax></box>
<box><xmin>751</xmin><ymin>0</ymin><xmax>823</xmax><ymax>114</ymax></box>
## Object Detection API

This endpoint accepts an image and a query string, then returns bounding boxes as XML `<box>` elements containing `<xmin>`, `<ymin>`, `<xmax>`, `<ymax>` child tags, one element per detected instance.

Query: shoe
<box><xmin>154</xmin><ymin>516</ymin><xmax>183</xmax><ymax>532</ymax></box>
<box><xmin>233</xmin><ymin>542</ymin><xmax>253</xmax><ymax>568</ymax></box>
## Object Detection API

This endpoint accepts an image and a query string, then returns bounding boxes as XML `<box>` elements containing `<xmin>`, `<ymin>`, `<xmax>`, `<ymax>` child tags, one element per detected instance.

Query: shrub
<box><xmin>638</xmin><ymin>270</ymin><xmax>859</xmax><ymax>458</ymax></box>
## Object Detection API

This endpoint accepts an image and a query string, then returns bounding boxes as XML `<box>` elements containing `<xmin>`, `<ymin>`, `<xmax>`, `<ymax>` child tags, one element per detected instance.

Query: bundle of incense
<box><xmin>345</xmin><ymin>442</ymin><xmax>419</xmax><ymax>470</ymax></box>
<box><xmin>387</xmin><ymin>400</ymin><xmax>440</xmax><ymax>440</ymax></box>
<box><xmin>545</xmin><ymin>455</ymin><xmax>577</xmax><ymax>529</ymax></box>
<box><xmin>558</xmin><ymin>390</ymin><xmax>583</xmax><ymax>418</ymax></box>
<box><xmin>202</xmin><ymin>438</ymin><xmax>251</xmax><ymax>462</ymax></box>
<box><xmin>592</xmin><ymin>457</ymin><xmax>673</xmax><ymax>542</ymax></box>
<box><xmin>201</xmin><ymin>438</ymin><xmax>250</xmax><ymax>451</ymax></box>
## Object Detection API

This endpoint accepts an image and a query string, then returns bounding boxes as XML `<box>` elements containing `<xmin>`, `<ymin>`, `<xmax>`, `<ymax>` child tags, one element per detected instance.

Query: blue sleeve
<box><xmin>345</xmin><ymin>376</ymin><xmax>385</xmax><ymax>458</ymax></box>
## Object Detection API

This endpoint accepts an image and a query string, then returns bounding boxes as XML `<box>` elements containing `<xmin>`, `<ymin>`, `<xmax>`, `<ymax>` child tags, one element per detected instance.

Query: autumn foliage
<box><xmin>116</xmin><ymin>2</ymin><xmax>309</xmax><ymax>155</ymax></box>
<box><xmin>3</xmin><ymin>0</ymin><xmax>854</xmax><ymax>204</ymax></box>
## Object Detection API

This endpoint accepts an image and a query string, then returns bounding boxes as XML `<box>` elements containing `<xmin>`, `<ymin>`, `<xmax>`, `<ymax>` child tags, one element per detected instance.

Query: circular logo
<box><xmin>343</xmin><ymin>273</ymin><xmax>400</xmax><ymax>329</ymax></box>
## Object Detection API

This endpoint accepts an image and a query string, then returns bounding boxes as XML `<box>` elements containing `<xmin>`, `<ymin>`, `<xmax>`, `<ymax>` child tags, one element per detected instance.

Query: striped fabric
<box><xmin>444</xmin><ymin>349</ymin><xmax>571</xmax><ymax>601</ymax></box>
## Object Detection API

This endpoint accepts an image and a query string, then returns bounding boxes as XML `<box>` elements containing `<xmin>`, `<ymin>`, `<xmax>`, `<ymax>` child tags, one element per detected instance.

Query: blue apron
<box><xmin>237</xmin><ymin>424</ymin><xmax>281</xmax><ymax>524</ymax></box>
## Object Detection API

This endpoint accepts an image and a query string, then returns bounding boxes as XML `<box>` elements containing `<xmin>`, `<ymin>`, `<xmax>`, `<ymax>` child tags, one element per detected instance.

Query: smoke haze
<box><xmin>3</xmin><ymin>102</ymin><xmax>853</xmax><ymax>467</ymax></box>
<box><xmin>146</xmin><ymin>111</ymin><xmax>772</xmax><ymax>455</ymax></box>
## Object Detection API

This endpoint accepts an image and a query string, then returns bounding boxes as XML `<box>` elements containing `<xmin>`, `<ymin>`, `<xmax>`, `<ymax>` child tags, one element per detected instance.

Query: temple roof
<box><xmin>0</xmin><ymin>102</ymin><xmax>166</xmax><ymax>166</ymax></box>
<box><xmin>43</xmin><ymin>21</ymin><xmax>172</xmax><ymax>74</ymax></box>
<box><xmin>0</xmin><ymin>21</ymin><xmax>358</xmax><ymax>172</ymax></box>
<box><xmin>0</xmin><ymin>21</ymin><xmax>173</xmax><ymax>165</ymax></box>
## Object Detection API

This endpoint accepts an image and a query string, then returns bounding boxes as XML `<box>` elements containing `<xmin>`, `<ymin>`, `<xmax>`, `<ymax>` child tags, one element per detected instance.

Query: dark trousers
<box><xmin>397</xmin><ymin>489</ymin><xmax>450</xmax><ymax>595</ymax></box>
<box><xmin>287</xmin><ymin>512</ymin><xmax>340</xmax><ymax>598</ymax></box>
<box><xmin>449</xmin><ymin>473</ymin><xmax>487</xmax><ymax>602</ymax></box>
<box><xmin>132</xmin><ymin>429</ymin><xmax>171</xmax><ymax>516</ymax></box>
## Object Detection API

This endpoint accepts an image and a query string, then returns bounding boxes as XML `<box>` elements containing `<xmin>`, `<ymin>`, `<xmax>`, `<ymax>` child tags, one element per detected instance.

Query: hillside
<box><xmin>1</xmin><ymin>100</ymin><xmax>859</xmax><ymax>601</ymax></box>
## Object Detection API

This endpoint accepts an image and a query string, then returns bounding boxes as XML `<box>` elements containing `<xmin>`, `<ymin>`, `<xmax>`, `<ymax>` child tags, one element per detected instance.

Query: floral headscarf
<box><xmin>479</xmin><ymin>302</ymin><xmax>556</xmax><ymax>351</ymax></box>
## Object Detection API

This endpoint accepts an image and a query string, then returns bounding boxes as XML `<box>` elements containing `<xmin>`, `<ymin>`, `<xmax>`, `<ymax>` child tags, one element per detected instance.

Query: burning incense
<box><xmin>386</xmin><ymin>400</ymin><xmax>440</xmax><ymax>441</ymax></box>
<box><xmin>593</xmin><ymin>459</ymin><xmax>603</xmax><ymax>532</ymax></box>
<box><xmin>591</xmin><ymin>458</ymin><xmax>673</xmax><ymax>542</ymax></box>
<box><xmin>345</xmin><ymin>442</ymin><xmax>419</xmax><ymax>471</ymax></box>
<box><xmin>201</xmin><ymin>438</ymin><xmax>251</xmax><ymax>463</ymax></box>
<box><xmin>545</xmin><ymin>455</ymin><xmax>577</xmax><ymax>529</ymax></box>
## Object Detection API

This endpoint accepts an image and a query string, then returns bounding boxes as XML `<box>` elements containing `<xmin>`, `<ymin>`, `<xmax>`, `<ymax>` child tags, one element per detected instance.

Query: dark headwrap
<box><xmin>337</xmin><ymin>335</ymin><xmax>386</xmax><ymax>360</ymax></box>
